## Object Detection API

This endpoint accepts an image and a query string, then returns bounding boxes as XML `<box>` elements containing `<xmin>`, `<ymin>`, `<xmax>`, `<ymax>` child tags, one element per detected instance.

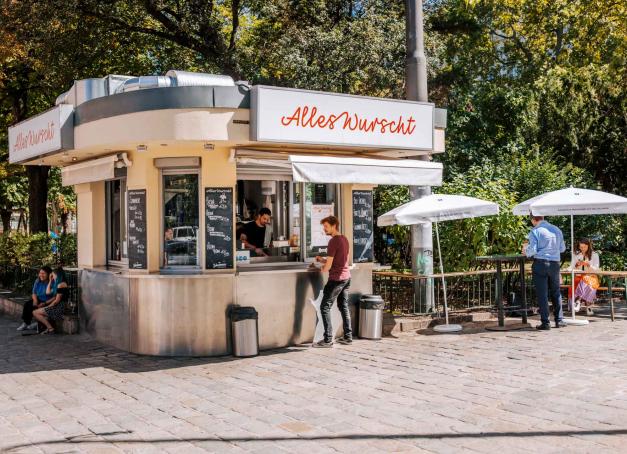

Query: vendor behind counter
<box><xmin>239</xmin><ymin>208</ymin><xmax>272</xmax><ymax>256</ymax></box>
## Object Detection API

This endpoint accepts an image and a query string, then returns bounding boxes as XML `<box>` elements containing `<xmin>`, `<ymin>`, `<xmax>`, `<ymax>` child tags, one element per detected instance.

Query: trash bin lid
<box><xmin>360</xmin><ymin>294</ymin><xmax>385</xmax><ymax>309</ymax></box>
<box><xmin>230</xmin><ymin>306</ymin><xmax>258</xmax><ymax>321</ymax></box>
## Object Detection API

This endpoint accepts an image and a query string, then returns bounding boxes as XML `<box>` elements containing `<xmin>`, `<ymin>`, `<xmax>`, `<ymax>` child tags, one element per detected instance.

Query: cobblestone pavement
<box><xmin>1</xmin><ymin>314</ymin><xmax>627</xmax><ymax>454</ymax></box>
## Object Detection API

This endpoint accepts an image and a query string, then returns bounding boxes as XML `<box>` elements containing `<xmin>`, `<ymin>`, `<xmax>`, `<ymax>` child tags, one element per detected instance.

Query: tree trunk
<box><xmin>60</xmin><ymin>211</ymin><xmax>69</xmax><ymax>234</ymax></box>
<box><xmin>27</xmin><ymin>166</ymin><xmax>50</xmax><ymax>233</ymax></box>
<box><xmin>0</xmin><ymin>209</ymin><xmax>11</xmax><ymax>233</ymax></box>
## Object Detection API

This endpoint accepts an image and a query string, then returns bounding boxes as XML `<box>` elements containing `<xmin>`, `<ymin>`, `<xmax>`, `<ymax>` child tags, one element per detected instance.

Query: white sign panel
<box><xmin>310</xmin><ymin>204</ymin><xmax>335</xmax><ymax>247</ymax></box>
<box><xmin>8</xmin><ymin>105</ymin><xmax>74</xmax><ymax>164</ymax></box>
<box><xmin>251</xmin><ymin>86</ymin><xmax>434</xmax><ymax>150</ymax></box>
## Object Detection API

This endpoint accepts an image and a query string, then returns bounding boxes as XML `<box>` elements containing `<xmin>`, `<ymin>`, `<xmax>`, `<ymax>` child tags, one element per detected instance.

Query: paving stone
<box><xmin>2</xmin><ymin>314</ymin><xmax>627</xmax><ymax>453</ymax></box>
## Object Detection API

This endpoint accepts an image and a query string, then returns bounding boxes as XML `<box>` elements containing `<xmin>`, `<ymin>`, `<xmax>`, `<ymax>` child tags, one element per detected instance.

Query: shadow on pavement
<box><xmin>0</xmin><ymin>315</ymin><xmax>310</xmax><ymax>375</ymax></box>
<box><xmin>4</xmin><ymin>428</ymin><xmax>627</xmax><ymax>452</ymax></box>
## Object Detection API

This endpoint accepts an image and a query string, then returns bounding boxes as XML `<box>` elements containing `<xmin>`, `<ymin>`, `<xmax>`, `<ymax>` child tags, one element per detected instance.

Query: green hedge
<box><xmin>0</xmin><ymin>232</ymin><xmax>77</xmax><ymax>268</ymax></box>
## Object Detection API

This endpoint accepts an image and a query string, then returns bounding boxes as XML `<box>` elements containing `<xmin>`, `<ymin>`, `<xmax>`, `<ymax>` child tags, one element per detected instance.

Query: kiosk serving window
<box><xmin>235</xmin><ymin>175</ymin><xmax>339</xmax><ymax>266</ymax></box>
<box><xmin>162</xmin><ymin>170</ymin><xmax>200</xmax><ymax>268</ymax></box>
<box><xmin>105</xmin><ymin>179</ymin><xmax>127</xmax><ymax>264</ymax></box>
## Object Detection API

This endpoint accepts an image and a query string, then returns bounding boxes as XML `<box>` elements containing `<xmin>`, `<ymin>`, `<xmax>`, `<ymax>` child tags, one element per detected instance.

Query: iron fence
<box><xmin>374</xmin><ymin>268</ymin><xmax>627</xmax><ymax>316</ymax></box>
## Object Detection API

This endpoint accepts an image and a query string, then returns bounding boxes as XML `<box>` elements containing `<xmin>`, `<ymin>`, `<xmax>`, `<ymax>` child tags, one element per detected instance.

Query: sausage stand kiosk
<box><xmin>8</xmin><ymin>71</ymin><xmax>446</xmax><ymax>356</ymax></box>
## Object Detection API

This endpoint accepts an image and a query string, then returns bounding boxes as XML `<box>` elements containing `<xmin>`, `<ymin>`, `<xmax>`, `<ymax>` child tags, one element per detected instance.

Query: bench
<box><xmin>0</xmin><ymin>291</ymin><xmax>79</xmax><ymax>334</ymax></box>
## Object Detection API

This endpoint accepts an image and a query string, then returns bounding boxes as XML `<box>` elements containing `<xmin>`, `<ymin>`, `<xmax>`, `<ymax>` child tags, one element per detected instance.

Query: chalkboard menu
<box><xmin>205</xmin><ymin>187</ymin><xmax>234</xmax><ymax>269</ymax></box>
<box><xmin>352</xmin><ymin>190</ymin><xmax>374</xmax><ymax>263</ymax></box>
<box><xmin>127</xmin><ymin>189</ymin><xmax>147</xmax><ymax>270</ymax></box>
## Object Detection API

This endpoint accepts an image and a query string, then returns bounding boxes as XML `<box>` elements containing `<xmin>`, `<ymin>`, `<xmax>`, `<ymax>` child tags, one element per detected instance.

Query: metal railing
<box><xmin>374</xmin><ymin>268</ymin><xmax>627</xmax><ymax>316</ymax></box>
<box><xmin>374</xmin><ymin>268</ymin><xmax>532</xmax><ymax>315</ymax></box>
<box><xmin>0</xmin><ymin>265</ymin><xmax>80</xmax><ymax>316</ymax></box>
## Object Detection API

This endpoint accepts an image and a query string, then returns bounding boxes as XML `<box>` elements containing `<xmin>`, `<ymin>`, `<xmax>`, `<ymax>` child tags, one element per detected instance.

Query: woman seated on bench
<box><xmin>567</xmin><ymin>238</ymin><xmax>600</xmax><ymax>312</ymax></box>
<box><xmin>32</xmin><ymin>267</ymin><xmax>68</xmax><ymax>334</ymax></box>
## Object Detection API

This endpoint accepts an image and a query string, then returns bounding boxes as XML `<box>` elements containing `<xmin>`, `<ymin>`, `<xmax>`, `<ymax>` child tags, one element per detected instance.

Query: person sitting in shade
<box><xmin>567</xmin><ymin>238</ymin><xmax>600</xmax><ymax>312</ymax></box>
<box><xmin>32</xmin><ymin>268</ymin><xmax>69</xmax><ymax>334</ymax></box>
<box><xmin>17</xmin><ymin>266</ymin><xmax>54</xmax><ymax>331</ymax></box>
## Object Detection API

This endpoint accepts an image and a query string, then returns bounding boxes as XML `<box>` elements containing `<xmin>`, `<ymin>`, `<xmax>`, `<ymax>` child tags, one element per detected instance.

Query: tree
<box><xmin>77</xmin><ymin>0</ymin><xmax>243</xmax><ymax>77</ymax></box>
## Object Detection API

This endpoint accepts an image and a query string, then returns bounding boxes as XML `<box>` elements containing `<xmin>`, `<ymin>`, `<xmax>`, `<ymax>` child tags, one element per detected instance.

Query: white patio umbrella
<box><xmin>378</xmin><ymin>194</ymin><xmax>500</xmax><ymax>333</ymax></box>
<box><xmin>513</xmin><ymin>187</ymin><xmax>627</xmax><ymax>326</ymax></box>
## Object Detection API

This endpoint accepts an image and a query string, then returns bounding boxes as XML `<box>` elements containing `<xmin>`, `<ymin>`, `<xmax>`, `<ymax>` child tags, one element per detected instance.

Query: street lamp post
<box><xmin>405</xmin><ymin>0</ymin><xmax>434</xmax><ymax>312</ymax></box>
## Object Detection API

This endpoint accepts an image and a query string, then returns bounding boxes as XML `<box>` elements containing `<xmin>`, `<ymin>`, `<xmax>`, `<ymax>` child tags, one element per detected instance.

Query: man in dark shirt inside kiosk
<box><xmin>240</xmin><ymin>208</ymin><xmax>272</xmax><ymax>256</ymax></box>
<box><xmin>313</xmin><ymin>215</ymin><xmax>352</xmax><ymax>348</ymax></box>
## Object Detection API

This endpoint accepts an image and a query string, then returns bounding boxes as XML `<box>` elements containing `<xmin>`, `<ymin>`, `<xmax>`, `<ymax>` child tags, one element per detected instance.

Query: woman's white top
<box><xmin>567</xmin><ymin>252</ymin><xmax>600</xmax><ymax>271</ymax></box>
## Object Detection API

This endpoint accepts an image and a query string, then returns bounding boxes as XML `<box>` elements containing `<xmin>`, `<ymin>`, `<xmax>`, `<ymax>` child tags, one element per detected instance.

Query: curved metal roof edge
<box><xmin>74</xmin><ymin>85</ymin><xmax>251</xmax><ymax>126</ymax></box>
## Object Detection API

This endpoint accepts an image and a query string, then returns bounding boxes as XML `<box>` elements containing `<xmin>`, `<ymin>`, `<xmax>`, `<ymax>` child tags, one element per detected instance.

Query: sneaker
<box><xmin>536</xmin><ymin>323</ymin><xmax>551</xmax><ymax>331</ymax></box>
<box><xmin>336</xmin><ymin>337</ymin><xmax>352</xmax><ymax>345</ymax></box>
<box><xmin>312</xmin><ymin>340</ymin><xmax>333</xmax><ymax>348</ymax></box>
<box><xmin>27</xmin><ymin>322</ymin><xmax>38</xmax><ymax>330</ymax></box>
<box><xmin>16</xmin><ymin>322</ymin><xmax>28</xmax><ymax>331</ymax></box>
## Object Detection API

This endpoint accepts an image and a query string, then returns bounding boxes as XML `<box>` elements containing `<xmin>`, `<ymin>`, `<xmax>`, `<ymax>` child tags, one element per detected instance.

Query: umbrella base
<box><xmin>564</xmin><ymin>318</ymin><xmax>589</xmax><ymax>326</ymax></box>
<box><xmin>433</xmin><ymin>324</ymin><xmax>463</xmax><ymax>333</ymax></box>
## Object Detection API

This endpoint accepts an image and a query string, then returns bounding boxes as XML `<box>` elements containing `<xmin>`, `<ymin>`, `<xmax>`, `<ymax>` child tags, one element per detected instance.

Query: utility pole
<box><xmin>405</xmin><ymin>0</ymin><xmax>434</xmax><ymax>312</ymax></box>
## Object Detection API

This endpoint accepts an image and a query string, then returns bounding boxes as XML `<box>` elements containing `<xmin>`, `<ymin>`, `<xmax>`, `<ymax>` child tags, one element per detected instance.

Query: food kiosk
<box><xmin>8</xmin><ymin>71</ymin><xmax>446</xmax><ymax>356</ymax></box>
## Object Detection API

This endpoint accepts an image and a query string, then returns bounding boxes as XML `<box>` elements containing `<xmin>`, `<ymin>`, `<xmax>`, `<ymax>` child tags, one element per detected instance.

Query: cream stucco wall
<box><xmin>74</xmin><ymin>108</ymin><xmax>250</xmax><ymax>153</ymax></box>
<box><xmin>76</xmin><ymin>182</ymin><xmax>106</xmax><ymax>268</ymax></box>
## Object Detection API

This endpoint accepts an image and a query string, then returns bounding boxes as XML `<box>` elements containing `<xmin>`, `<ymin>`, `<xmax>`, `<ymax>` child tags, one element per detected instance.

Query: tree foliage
<box><xmin>0</xmin><ymin>0</ymin><xmax>625</xmax><ymax>270</ymax></box>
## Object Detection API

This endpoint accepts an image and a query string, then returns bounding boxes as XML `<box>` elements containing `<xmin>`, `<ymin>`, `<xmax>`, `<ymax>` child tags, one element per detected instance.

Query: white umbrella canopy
<box><xmin>513</xmin><ymin>187</ymin><xmax>627</xmax><ymax>216</ymax></box>
<box><xmin>513</xmin><ymin>187</ymin><xmax>627</xmax><ymax>326</ymax></box>
<box><xmin>378</xmin><ymin>194</ymin><xmax>500</xmax><ymax>226</ymax></box>
<box><xmin>378</xmin><ymin>194</ymin><xmax>500</xmax><ymax>333</ymax></box>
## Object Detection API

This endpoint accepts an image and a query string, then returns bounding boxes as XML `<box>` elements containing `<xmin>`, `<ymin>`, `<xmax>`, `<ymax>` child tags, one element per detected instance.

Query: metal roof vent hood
<box><xmin>115</xmin><ymin>70</ymin><xmax>234</xmax><ymax>94</ymax></box>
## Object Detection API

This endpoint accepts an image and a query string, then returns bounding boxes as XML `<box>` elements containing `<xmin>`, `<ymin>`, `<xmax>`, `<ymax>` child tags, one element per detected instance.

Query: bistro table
<box><xmin>476</xmin><ymin>255</ymin><xmax>531</xmax><ymax>331</ymax></box>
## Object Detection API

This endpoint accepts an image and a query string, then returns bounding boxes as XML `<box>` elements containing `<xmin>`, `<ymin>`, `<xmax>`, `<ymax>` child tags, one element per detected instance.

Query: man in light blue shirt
<box><xmin>523</xmin><ymin>216</ymin><xmax>566</xmax><ymax>330</ymax></box>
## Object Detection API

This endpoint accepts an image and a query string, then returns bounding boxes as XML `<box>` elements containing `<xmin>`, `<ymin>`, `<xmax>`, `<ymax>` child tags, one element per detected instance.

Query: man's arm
<box><xmin>525</xmin><ymin>232</ymin><xmax>538</xmax><ymax>258</ymax></box>
<box><xmin>558</xmin><ymin>229</ymin><xmax>566</xmax><ymax>253</ymax></box>
<box><xmin>321</xmin><ymin>256</ymin><xmax>334</xmax><ymax>273</ymax></box>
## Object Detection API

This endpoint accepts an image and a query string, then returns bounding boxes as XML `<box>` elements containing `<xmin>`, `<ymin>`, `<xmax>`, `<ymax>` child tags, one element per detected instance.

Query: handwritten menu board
<box><xmin>127</xmin><ymin>189</ymin><xmax>147</xmax><ymax>270</ymax></box>
<box><xmin>205</xmin><ymin>187</ymin><xmax>234</xmax><ymax>269</ymax></box>
<box><xmin>352</xmin><ymin>190</ymin><xmax>374</xmax><ymax>263</ymax></box>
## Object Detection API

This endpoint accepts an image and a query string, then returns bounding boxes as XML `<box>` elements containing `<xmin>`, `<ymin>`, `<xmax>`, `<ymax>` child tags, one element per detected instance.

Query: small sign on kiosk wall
<box><xmin>352</xmin><ymin>190</ymin><xmax>374</xmax><ymax>263</ymax></box>
<box><xmin>127</xmin><ymin>189</ymin><xmax>147</xmax><ymax>270</ymax></box>
<box><xmin>205</xmin><ymin>187</ymin><xmax>234</xmax><ymax>269</ymax></box>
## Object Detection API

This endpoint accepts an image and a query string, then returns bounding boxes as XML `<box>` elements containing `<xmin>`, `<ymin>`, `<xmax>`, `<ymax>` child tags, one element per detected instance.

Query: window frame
<box><xmin>160</xmin><ymin>167</ymin><xmax>202</xmax><ymax>271</ymax></box>
<box><xmin>105</xmin><ymin>178</ymin><xmax>128</xmax><ymax>268</ymax></box>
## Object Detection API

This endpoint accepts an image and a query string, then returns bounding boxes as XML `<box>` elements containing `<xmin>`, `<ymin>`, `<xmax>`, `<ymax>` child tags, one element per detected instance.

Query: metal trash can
<box><xmin>230</xmin><ymin>306</ymin><xmax>259</xmax><ymax>357</ymax></box>
<box><xmin>359</xmin><ymin>295</ymin><xmax>384</xmax><ymax>340</ymax></box>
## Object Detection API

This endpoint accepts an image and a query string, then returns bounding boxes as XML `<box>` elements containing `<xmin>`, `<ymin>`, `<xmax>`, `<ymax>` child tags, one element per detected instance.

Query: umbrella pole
<box><xmin>432</xmin><ymin>222</ymin><xmax>461</xmax><ymax>333</ymax></box>
<box><xmin>435</xmin><ymin>221</ymin><xmax>449</xmax><ymax>325</ymax></box>
<box><xmin>571</xmin><ymin>215</ymin><xmax>576</xmax><ymax>321</ymax></box>
<box><xmin>565</xmin><ymin>214</ymin><xmax>589</xmax><ymax>326</ymax></box>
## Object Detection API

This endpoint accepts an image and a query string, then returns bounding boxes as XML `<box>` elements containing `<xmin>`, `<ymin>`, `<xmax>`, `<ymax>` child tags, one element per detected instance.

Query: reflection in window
<box><xmin>106</xmin><ymin>179</ymin><xmax>127</xmax><ymax>263</ymax></box>
<box><xmin>305</xmin><ymin>183</ymin><xmax>338</xmax><ymax>259</ymax></box>
<box><xmin>163</xmin><ymin>173</ymin><xmax>199</xmax><ymax>267</ymax></box>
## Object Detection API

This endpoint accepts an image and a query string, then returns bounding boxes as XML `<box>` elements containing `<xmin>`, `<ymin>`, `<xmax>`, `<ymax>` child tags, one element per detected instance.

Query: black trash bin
<box><xmin>359</xmin><ymin>295</ymin><xmax>384</xmax><ymax>339</ymax></box>
<box><xmin>230</xmin><ymin>306</ymin><xmax>259</xmax><ymax>357</ymax></box>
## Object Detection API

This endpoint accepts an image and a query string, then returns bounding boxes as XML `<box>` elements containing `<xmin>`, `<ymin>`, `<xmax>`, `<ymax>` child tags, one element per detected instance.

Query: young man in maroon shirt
<box><xmin>313</xmin><ymin>216</ymin><xmax>352</xmax><ymax>348</ymax></box>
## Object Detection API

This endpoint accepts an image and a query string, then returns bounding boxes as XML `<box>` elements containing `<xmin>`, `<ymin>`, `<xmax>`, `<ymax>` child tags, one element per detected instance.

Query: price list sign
<box><xmin>127</xmin><ymin>189</ymin><xmax>147</xmax><ymax>270</ymax></box>
<box><xmin>205</xmin><ymin>187</ymin><xmax>234</xmax><ymax>269</ymax></box>
<box><xmin>352</xmin><ymin>190</ymin><xmax>374</xmax><ymax>263</ymax></box>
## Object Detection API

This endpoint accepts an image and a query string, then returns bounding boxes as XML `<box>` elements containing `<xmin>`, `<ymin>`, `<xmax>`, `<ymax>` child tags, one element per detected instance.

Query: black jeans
<box><xmin>320</xmin><ymin>279</ymin><xmax>352</xmax><ymax>343</ymax></box>
<box><xmin>22</xmin><ymin>299</ymin><xmax>39</xmax><ymax>324</ymax></box>
<box><xmin>532</xmin><ymin>260</ymin><xmax>563</xmax><ymax>325</ymax></box>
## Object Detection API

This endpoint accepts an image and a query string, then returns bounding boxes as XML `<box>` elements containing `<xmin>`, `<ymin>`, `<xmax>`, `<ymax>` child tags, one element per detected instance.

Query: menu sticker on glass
<box><xmin>352</xmin><ymin>190</ymin><xmax>374</xmax><ymax>263</ymax></box>
<box><xmin>205</xmin><ymin>187</ymin><xmax>234</xmax><ymax>269</ymax></box>
<box><xmin>127</xmin><ymin>189</ymin><xmax>147</xmax><ymax>270</ymax></box>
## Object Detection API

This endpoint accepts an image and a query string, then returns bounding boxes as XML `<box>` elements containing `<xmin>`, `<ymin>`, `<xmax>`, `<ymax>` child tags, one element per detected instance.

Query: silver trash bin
<box><xmin>230</xmin><ymin>306</ymin><xmax>259</xmax><ymax>357</ymax></box>
<box><xmin>359</xmin><ymin>295</ymin><xmax>384</xmax><ymax>340</ymax></box>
